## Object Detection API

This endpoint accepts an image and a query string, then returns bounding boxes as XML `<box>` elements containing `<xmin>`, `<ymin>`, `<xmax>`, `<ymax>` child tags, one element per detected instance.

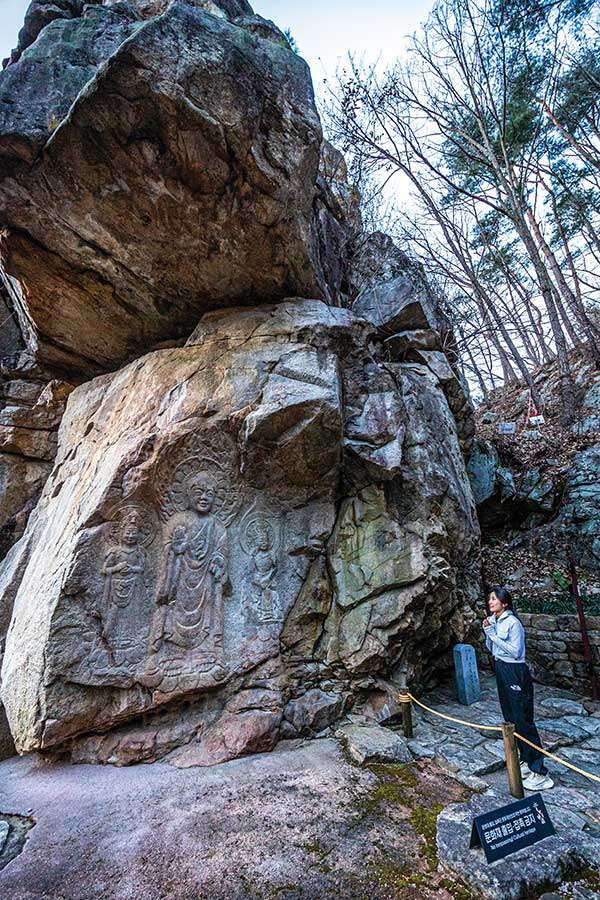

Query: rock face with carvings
<box><xmin>0</xmin><ymin>0</ymin><xmax>480</xmax><ymax>767</ymax></box>
<box><xmin>1</xmin><ymin>300</ymin><xmax>479</xmax><ymax>764</ymax></box>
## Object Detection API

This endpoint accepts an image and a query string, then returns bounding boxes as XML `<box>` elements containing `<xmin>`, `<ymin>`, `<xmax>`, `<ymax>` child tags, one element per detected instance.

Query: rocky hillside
<box><xmin>0</xmin><ymin>0</ymin><xmax>480</xmax><ymax>766</ymax></box>
<box><xmin>468</xmin><ymin>342</ymin><xmax>600</xmax><ymax>612</ymax></box>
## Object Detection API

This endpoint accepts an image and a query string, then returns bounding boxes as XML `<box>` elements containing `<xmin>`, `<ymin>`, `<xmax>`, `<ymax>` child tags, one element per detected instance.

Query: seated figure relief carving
<box><xmin>144</xmin><ymin>443</ymin><xmax>240</xmax><ymax>696</ymax></box>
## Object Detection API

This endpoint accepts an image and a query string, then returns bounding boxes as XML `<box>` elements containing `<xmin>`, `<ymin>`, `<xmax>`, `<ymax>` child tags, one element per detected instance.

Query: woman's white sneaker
<box><xmin>520</xmin><ymin>761</ymin><xmax>532</xmax><ymax>777</ymax></box>
<box><xmin>522</xmin><ymin>771</ymin><xmax>554</xmax><ymax>791</ymax></box>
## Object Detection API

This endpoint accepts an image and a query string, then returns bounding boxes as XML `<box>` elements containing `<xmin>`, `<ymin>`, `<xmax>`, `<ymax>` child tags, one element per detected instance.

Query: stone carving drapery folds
<box><xmin>0</xmin><ymin>300</ymin><xmax>480</xmax><ymax>764</ymax></box>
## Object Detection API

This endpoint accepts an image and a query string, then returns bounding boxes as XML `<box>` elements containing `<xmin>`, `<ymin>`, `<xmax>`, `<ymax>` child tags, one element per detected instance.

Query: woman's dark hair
<box><xmin>487</xmin><ymin>586</ymin><xmax>522</xmax><ymax>622</ymax></box>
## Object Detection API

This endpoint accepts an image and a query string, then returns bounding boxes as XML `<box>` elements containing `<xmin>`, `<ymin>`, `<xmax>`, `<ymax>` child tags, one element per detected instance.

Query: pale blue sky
<box><xmin>255</xmin><ymin>1</ymin><xmax>431</xmax><ymax>80</ymax></box>
<box><xmin>0</xmin><ymin>0</ymin><xmax>432</xmax><ymax>80</ymax></box>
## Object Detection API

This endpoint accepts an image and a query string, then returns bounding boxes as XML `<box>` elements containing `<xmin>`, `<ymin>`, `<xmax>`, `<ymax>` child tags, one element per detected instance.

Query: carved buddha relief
<box><xmin>150</xmin><ymin>472</ymin><xmax>228</xmax><ymax>671</ymax></box>
<box><xmin>143</xmin><ymin>438</ymin><xmax>240</xmax><ymax>695</ymax></box>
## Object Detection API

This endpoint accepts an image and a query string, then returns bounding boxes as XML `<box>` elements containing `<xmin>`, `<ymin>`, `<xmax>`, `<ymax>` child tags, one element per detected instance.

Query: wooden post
<box><xmin>569</xmin><ymin>551</ymin><xmax>598</xmax><ymax>701</ymax></box>
<box><xmin>502</xmin><ymin>722</ymin><xmax>524</xmax><ymax>799</ymax></box>
<box><xmin>397</xmin><ymin>665</ymin><xmax>413</xmax><ymax>740</ymax></box>
<box><xmin>400</xmin><ymin>695</ymin><xmax>413</xmax><ymax>739</ymax></box>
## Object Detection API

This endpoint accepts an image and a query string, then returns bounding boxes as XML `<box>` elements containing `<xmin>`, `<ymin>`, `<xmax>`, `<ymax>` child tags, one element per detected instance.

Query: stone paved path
<box><xmin>403</xmin><ymin>674</ymin><xmax>600</xmax><ymax>899</ymax></box>
<box><xmin>407</xmin><ymin>674</ymin><xmax>600</xmax><ymax>793</ymax></box>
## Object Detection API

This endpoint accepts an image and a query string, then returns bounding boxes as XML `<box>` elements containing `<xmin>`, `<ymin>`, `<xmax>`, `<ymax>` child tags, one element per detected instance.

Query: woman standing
<box><xmin>483</xmin><ymin>587</ymin><xmax>554</xmax><ymax>791</ymax></box>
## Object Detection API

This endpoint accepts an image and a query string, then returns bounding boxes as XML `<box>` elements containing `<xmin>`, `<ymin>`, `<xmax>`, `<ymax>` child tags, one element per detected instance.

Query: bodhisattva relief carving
<box><xmin>94</xmin><ymin>502</ymin><xmax>156</xmax><ymax>673</ymax></box>
<box><xmin>240</xmin><ymin>508</ymin><xmax>282</xmax><ymax>624</ymax></box>
<box><xmin>143</xmin><ymin>441</ymin><xmax>241</xmax><ymax>695</ymax></box>
<box><xmin>84</xmin><ymin>436</ymin><xmax>290</xmax><ymax>695</ymax></box>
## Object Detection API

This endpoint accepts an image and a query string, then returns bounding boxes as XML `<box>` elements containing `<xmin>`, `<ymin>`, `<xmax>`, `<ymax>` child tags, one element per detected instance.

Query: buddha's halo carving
<box><xmin>240</xmin><ymin>505</ymin><xmax>282</xmax><ymax>624</ymax></box>
<box><xmin>156</xmin><ymin>442</ymin><xmax>241</xmax><ymax>528</ymax></box>
<box><xmin>142</xmin><ymin>436</ymin><xmax>242</xmax><ymax>698</ymax></box>
<box><xmin>106</xmin><ymin>501</ymin><xmax>157</xmax><ymax>550</ymax></box>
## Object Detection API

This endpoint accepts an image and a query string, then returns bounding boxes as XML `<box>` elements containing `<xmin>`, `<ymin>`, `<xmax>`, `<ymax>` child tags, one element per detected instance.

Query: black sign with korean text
<box><xmin>469</xmin><ymin>794</ymin><xmax>555</xmax><ymax>863</ymax></box>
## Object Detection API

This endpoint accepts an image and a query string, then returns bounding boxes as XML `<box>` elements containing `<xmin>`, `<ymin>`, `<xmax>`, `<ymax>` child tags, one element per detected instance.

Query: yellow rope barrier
<box><xmin>406</xmin><ymin>692</ymin><xmax>502</xmax><ymax>732</ymax></box>
<box><xmin>401</xmin><ymin>692</ymin><xmax>600</xmax><ymax>785</ymax></box>
<box><xmin>514</xmin><ymin>732</ymin><xmax>600</xmax><ymax>784</ymax></box>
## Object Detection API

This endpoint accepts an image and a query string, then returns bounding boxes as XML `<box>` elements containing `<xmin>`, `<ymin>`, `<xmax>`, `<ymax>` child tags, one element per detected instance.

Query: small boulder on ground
<box><xmin>539</xmin><ymin>697</ymin><xmax>588</xmax><ymax>717</ymax></box>
<box><xmin>337</xmin><ymin>722</ymin><xmax>412</xmax><ymax>765</ymax></box>
<box><xmin>284</xmin><ymin>689</ymin><xmax>345</xmax><ymax>736</ymax></box>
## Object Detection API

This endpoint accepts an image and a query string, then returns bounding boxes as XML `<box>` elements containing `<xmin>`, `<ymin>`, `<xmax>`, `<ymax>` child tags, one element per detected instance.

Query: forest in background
<box><xmin>326</xmin><ymin>0</ymin><xmax>600</xmax><ymax>421</ymax></box>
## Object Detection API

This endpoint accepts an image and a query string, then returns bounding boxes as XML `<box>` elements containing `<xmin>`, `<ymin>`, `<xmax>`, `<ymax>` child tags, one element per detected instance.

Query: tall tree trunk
<box><xmin>477</xmin><ymin>288</ymin><xmax>543</xmax><ymax>406</ymax></box>
<box><xmin>500</xmin><ymin>280</ymin><xmax>540</xmax><ymax>364</ymax></box>
<box><xmin>458</xmin><ymin>323</ymin><xmax>489</xmax><ymax>399</ymax></box>
<box><xmin>511</xmin><ymin>214</ymin><xmax>577</xmax><ymax>423</ymax></box>
<box><xmin>477</xmin><ymin>299</ymin><xmax>518</xmax><ymax>383</ymax></box>
<box><xmin>526</xmin><ymin>204</ymin><xmax>600</xmax><ymax>367</ymax></box>
<box><xmin>546</xmin><ymin>184</ymin><xmax>600</xmax><ymax>367</ymax></box>
<box><xmin>551</xmin><ymin>282</ymin><xmax>580</xmax><ymax>347</ymax></box>
<box><xmin>472</xmin><ymin>207</ymin><xmax>553</xmax><ymax>365</ymax></box>
<box><xmin>522</xmin><ymin>295</ymin><xmax>553</xmax><ymax>364</ymax></box>
<box><xmin>536</xmin><ymin>98</ymin><xmax>600</xmax><ymax>174</ymax></box>
<box><xmin>481</xmin><ymin>331</ymin><xmax>499</xmax><ymax>390</ymax></box>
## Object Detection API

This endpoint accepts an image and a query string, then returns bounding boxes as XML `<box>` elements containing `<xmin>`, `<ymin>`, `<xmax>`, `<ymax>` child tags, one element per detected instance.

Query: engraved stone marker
<box><xmin>454</xmin><ymin>643</ymin><xmax>481</xmax><ymax>705</ymax></box>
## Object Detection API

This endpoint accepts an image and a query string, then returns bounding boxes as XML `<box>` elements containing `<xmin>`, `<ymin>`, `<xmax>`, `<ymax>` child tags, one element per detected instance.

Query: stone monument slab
<box><xmin>454</xmin><ymin>643</ymin><xmax>481</xmax><ymax>705</ymax></box>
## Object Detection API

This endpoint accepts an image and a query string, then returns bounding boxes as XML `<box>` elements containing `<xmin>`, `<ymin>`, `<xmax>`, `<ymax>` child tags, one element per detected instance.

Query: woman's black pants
<box><xmin>494</xmin><ymin>659</ymin><xmax>548</xmax><ymax>774</ymax></box>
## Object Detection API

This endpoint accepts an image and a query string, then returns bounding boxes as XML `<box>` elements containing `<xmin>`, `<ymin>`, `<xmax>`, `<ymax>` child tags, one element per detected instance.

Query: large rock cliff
<box><xmin>0</xmin><ymin>0</ymin><xmax>480</xmax><ymax>765</ymax></box>
<box><xmin>0</xmin><ymin>0</ymin><xmax>347</xmax><ymax>375</ymax></box>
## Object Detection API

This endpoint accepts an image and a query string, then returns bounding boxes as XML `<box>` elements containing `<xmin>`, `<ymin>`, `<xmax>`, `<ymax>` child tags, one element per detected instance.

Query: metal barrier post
<box><xmin>568</xmin><ymin>551</ymin><xmax>598</xmax><ymax>701</ymax></box>
<box><xmin>502</xmin><ymin>722</ymin><xmax>524</xmax><ymax>799</ymax></box>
